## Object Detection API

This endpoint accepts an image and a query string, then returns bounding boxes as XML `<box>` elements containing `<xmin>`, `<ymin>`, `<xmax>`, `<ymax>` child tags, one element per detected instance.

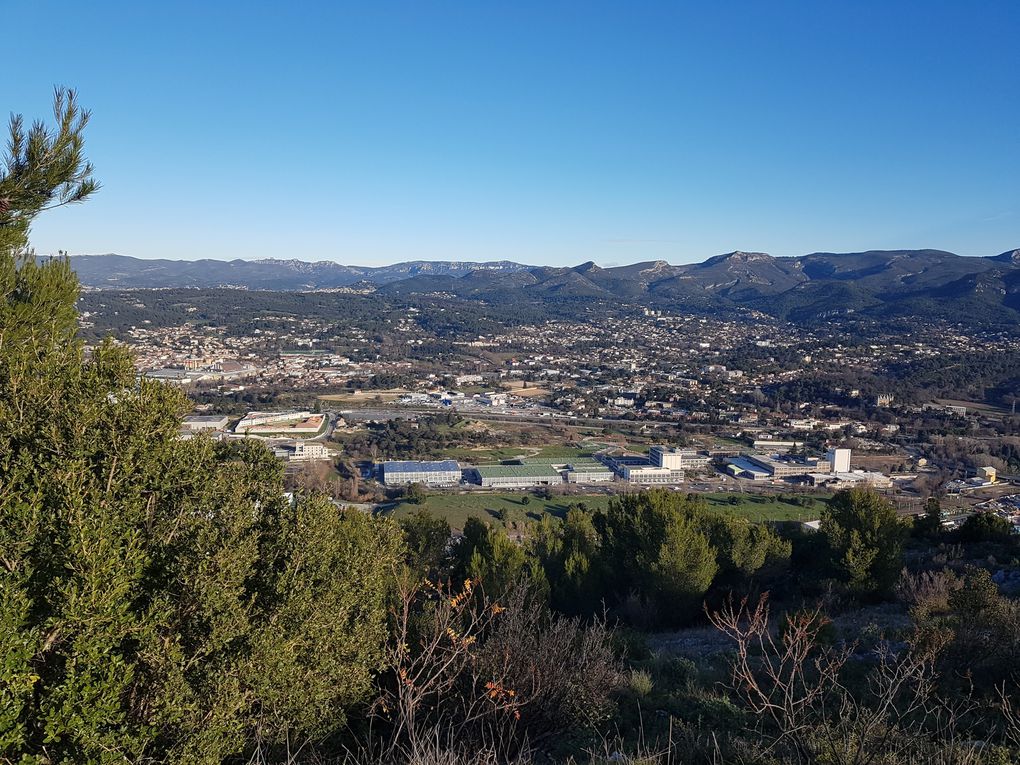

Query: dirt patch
<box><xmin>507</xmin><ymin>387</ymin><xmax>550</xmax><ymax>398</ymax></box>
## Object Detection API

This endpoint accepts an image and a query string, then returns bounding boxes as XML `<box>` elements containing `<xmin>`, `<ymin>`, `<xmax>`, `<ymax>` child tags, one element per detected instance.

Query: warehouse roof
<box><xmin>519</xmin><ymin>454</ymin><xmax>595</xmax><ymax>465</ymax></box>
<box><xmin>568</xmin><ymin>463</ymin><xmax>613</xmax><ymax>473</ymax></box>
<box><xmin>382</xmin><ymin>460</ymin><xmax>460</xmax><ymax>472</ymax></box>
<box><xmin>475</xmin><ymin>464</ymin><xmax>563</xmax><ymax>479</ymax></box>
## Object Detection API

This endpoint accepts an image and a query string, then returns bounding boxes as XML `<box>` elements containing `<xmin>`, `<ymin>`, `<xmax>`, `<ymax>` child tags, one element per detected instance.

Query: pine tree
<box><xmin>1</xmin><ymin>91</ymin><xmax>402</xmax><ymax>764</ymax></box>
<box><xmin>821</xmin><ymin>488</ymin><xmax>906</xmax><ymax>596</ymax></box>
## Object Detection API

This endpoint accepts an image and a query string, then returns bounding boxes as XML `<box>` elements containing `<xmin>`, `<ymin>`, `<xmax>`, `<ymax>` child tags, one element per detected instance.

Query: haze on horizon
<box><xmin>9</xmin><ymin>1</ymin><xmax>1019</xmax><ymax>267</ymax></box>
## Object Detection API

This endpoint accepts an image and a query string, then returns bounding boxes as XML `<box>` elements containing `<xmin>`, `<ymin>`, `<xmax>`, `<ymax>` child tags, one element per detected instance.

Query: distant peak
<box><xmin>704</xmin><ymin>250</ymin><xmax>774</xmax><ymax>266</ymax></box>
<box><xmin>573</xmin><ymin>260</ymin><xmax>602</xmax><ymax>273</ymax></box>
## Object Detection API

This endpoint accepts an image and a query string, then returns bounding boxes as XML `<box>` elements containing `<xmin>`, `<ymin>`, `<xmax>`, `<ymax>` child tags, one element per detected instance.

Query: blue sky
<box><xmin>7</xmin><ymin>1</ymin><xmax>1019</xmax><ymax>265</ymax></box>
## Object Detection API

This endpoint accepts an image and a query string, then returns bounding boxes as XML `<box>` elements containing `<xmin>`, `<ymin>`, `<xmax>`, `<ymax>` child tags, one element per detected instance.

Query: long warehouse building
<box><xmin>472</xmin><ymin>464</ymin><xmax>563</xmax><ymax>489</ymax></box>
<box><xmin>381</xmin><ymin>460</ymin><xmax>462</xmax><ymax>487</ymax></box>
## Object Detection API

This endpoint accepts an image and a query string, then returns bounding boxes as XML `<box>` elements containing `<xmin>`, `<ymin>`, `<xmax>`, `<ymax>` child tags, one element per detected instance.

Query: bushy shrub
<box><xmin>0</xmin><ymin>101</ymin><xmax>404</xmax><ymax>762</ymax></box>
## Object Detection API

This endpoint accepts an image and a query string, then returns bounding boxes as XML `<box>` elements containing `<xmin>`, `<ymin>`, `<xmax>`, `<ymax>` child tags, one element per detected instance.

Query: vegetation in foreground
<box><xmin>4</xmin><ymin>92</ymin><xmax>1020</xmax><ymax>765</ymax></box>
<box><xmin>389</xmin><ymin>489</ymin><xmax>825</xmax><ymax>531</ymax></box>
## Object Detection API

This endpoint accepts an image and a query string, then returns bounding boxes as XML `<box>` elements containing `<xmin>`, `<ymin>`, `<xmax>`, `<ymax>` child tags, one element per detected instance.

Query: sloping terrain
<box><xmin>69</xmin><ymin>248</ymin><xmax>1020</xmax><ymax>326</ymax></box>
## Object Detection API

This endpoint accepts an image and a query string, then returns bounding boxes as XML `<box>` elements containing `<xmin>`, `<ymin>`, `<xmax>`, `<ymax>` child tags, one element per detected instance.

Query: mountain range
<box><xmin>68</xmin><ymin>249</ymin><xmax>1020</xmax><ymax>326</ymax></box>
<box><xmin>68</xmin><ymin>254</ymin><xmax>532</xmax><ymax>290</ymax></box>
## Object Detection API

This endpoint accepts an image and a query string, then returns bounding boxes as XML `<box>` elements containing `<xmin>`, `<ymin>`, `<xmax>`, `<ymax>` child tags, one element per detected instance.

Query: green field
<box><xmin>443</xmin><ymin>445</ymin><xmax>597</xmax><ymax>465</ymax></box>
<box><xmin>699</xmin><ymin>492</ymin><xmax>828</xmax><ymax>522</ymax></box>
<box><xmin>387</xmin><ymin>490</ymin><xmax>826</xmax><ymax>529</ymax></box>
<box><xmin>441</xmin><ymin>446</ymin><xmax>541</xmax><ymax>463</ymax></box>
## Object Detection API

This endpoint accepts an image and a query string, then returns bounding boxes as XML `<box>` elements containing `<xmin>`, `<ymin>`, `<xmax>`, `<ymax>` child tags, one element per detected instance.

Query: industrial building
<box><xmin>143</xmin><ymin>368</ymin><xmax>193</xmax><ymax>384</ymax></box>
<box><xmin>751</xmin><ymin>439</ymin><xmax>804</xmax><ymax>452</ymax></box>
<box><xmin>807</xmin><ymin>471</ymin><xmax>893</xmax><ymax>489</ymax></box>
<box><xmin>725</xmin><ymin>457</ymin><xmax>771</xmax><ymax>481</ymax></box>
<box><xmin>504</xmin><ymin>456</ymin><xmax>614</xmax><ymax>485</ymax></box>
<box><xmin>382</xmin><ymin>460</ymin><xmax>462</xmax><ymax>487</ymax></box>
<box><xmin>564</xmin><ymin>460</ymin><xmax>615</xmax><ymax>483</ymax></box>
<box><xmin>744</xmin><ymin>453</ymin><xmax>830</xmax><ymax>478</ymax></box>
<box><xmin>472</xmin><ymin>464</ymin><xmax>563</xmax><ymax>489</ymax></box>
<box><xmin>600</xmin><ymin>452</ymin><xmax>684</xmax><ymax>483</ymax></box>
<box><xmin>649</xmin><ymin>446</ymin><xmax>711</xmax><ymax>471</ymax></box>
<box><xmin>621</xmin><ymin>464</ymin><xmax>684</xmax><ymax>484</ymax></box>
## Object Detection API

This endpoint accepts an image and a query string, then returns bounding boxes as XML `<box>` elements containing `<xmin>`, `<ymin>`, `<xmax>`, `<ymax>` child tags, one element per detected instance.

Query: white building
<box><xmin>827</xmin><ymin>448</ymin><xmax>852</xmax><ymax>474</ymax></box>
<box><xmin>565</xmin><ymin>463</ymin><xmax>615</xmax><ymax>483</ymax></box>
<box><xmin>649</xmin><ymin>446</ymin><xmax>710</xmax><ymax>471</ymax></box>
<box><xmin>182</xmin><ymin>415</ymin><xmax>229</xmax><ymax>431</ymax></box>
<box><xmin>807</xmin><ymin>471</ymin><xmax>892</xmax><ymax>490</ymax></box>
<box><xmin>382</xmin><ymin>460</ymin><xmax>462</xmax><ymax>487</ymax></box>
<box><xmin>273</xmin><ymin>441</ymin><xmax>331</xmax><ymax>462</ymax></box>
<box><xmin>622</xmin><ymin>465</ymin><xmax>684</xmax><ymax>484</ymax></box>
<box><xmin>236</xmin><ymin>411</ymin><xmax>312</xmax><ymax>430</ymax></box>
<box><xmin>725</xmin><ymin>457</ymin><xmax>771</xmax><ymax>481</ymax></box>
<box><xmin>472</xmin><ymin>464</ymin><xmax>563</xmax><ymax>489</ymax></box>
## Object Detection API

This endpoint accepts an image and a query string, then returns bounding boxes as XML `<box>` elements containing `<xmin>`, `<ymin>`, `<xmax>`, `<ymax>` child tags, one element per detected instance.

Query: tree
<box><xmin>1</xmin><ymin>88</ymin><xmax>98</xmax><ymax>253</ymax></box>
<box><xmin>455</xmin><ymin>518</ymin><xmax>548</xmax><ymax>600</ymax></box>
<box><xmin>405</xmin><ymin>482</ymin><xmax>427</xmax><ymax>504</ymax></box>
<box><xmin>912</xmin><ymin>497</ymin><xmax>943</xmax><ymax>538</ymax></box>
<box><xmin>532</xmin><ymin>509</ymin><xmax>605</xmax><ymax>615</ymax></box>
<box><xmin>0</xmin><ymin>92</ymin><xmax>403</xmax><ymax>764</ymax></box>
<box><xmin>821</xmin><ymin>488</ymin><xmax>906</xmax><ymax>596</ymax></box>
<box><xmin>399</xmin><ymin>508</ymin><xmax>452</xmax><ymax>576</ymax></box>
<box><xmin>956</xmin><ymin>511</ymin><xmax>1016</xmax><ymax>545</ymax></box>
<box><xmin>595</xmin><ymin>491</ymin><xmax>718</xmax><ymax>624</ymax></box>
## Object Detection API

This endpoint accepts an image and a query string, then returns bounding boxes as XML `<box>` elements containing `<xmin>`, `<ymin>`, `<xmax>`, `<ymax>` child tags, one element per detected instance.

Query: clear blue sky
<box><xmin>8</xmin><ymin>1</ymin><xmax>1019</xmax><ymax>265</ymax></box>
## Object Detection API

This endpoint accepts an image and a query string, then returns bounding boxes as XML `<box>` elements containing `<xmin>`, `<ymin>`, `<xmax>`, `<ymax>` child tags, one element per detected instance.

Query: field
<box><xmin>507</xmin><ymin>387</ymin><xmax>550</xmax><ymax>398</ymax></box>
<box><xmin>442</xmin><ymin>445</ymin><xmax>597</xmax><ymax>465</ymax></box>
<box><xmin>934</xmin><ymin>398</ymin><xmax>1010</xmax><ymax>415</ymax></box>
<box><xmin>318</xmin><ymin>389</ymin><xmax>411</xmax><ymax>404</ymax></box>
<box><xmin>387</xmin><ymin>489</ymin><xmax>827</xmax><ymax>530</ymax></box>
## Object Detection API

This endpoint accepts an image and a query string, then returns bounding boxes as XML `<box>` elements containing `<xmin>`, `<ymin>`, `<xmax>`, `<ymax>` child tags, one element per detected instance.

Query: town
<box><xmin>75</xmin><ymin>286</ymin><xmax>1020</xmax><ymax>534</ymax></box>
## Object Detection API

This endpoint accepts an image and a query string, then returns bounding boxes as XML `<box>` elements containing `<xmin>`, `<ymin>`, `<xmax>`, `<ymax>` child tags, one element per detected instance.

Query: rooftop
<box><xmin>383</xmin><ymin>460</ymin><xmax>461</xmax><ymax>472</ymax></box>
<box><xmin>475</xmin><ymin>464</ymin><xmax>563</xmax><ymax>478</ymax></box>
